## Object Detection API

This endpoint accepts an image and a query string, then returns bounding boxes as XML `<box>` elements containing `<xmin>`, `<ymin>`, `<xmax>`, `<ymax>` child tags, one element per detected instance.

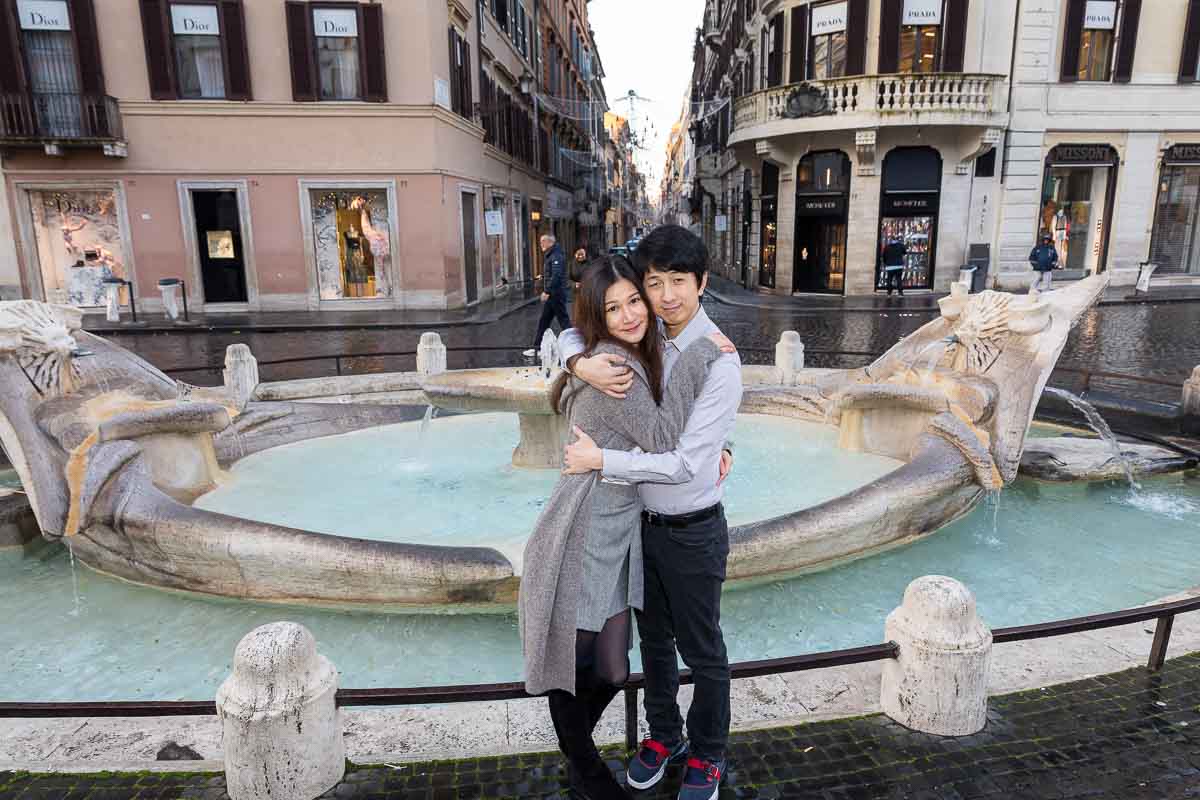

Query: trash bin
<box><xmin>101</xmin><ymin>277</ymin><xmax>124</xmax><ymax>322</ymax></box>
<box><xmin>958</xmin><ymin>266</ymin><xmax>976</xmax><ymax>291</ymax></box>
<box><xmin>158</xmin><ymin>278</ymin><xmax>183</xmax><ymax>321</ymax></box>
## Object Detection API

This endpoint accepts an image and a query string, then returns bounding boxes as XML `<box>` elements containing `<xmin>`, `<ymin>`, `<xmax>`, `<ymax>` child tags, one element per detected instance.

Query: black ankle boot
<box><xmin>548</xmin><ymin>689</ymin><xmax>630</xmax><ymax>800</ymax></box>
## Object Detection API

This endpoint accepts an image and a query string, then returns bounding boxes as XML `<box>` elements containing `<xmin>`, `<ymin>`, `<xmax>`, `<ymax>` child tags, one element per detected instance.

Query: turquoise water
<box><xmin>0</xmin><ymin>468</ymin><xmax>21</xmax><ymax>490</ymax></box>
<box><xmin>2</xmin><ymin>470</ymin><xmax>1197</xmax><ymax>702</ymax></box>
<box><xmin>195</xmin><ymin>413</ymin><xmax>903</xmax><ymax>572</ymax></box>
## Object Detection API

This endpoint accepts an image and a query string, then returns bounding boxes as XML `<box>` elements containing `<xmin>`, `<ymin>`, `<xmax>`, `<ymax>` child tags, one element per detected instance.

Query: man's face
<box><xmin>642</xmin><ymin>266</ymin><xmax>707</xmax><ymax>329</ymax></box>
<box><xmin>540</xmin><ymin>237</ymin><xmax>552</xmax><ymax>253</ymax></box>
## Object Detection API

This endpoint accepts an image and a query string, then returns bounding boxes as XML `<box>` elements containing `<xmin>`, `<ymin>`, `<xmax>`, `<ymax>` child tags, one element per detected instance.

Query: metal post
<box><xmin>623</xmin><ymin>686</ymin><xmax>638</xmax><ymax>751</ymax></box>
<box><xmin>125</xmin><ymin>280</ymin><xmax>138</xmax><ymax>324</ymax></box>
<box><xmin>180</xmin><ymin>279</ymin><xmax>190</xmax><ymax>322</ymax></box>
<box><xmin>1148</xmin><ymin>615</ymin><xmax>1175</xmax><ymax>671</ymax></box>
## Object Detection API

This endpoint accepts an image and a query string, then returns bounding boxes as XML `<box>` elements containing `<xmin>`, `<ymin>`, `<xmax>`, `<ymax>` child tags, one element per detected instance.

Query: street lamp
<box><xmin>518</xmin><ymin>71</ymin><xmax>534</xmax><ymax>96</ymax></box>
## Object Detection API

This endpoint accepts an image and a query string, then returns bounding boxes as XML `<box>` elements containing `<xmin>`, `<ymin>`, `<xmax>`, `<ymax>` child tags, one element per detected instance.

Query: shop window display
<box><xmin>309</xmin><ymin>189</ymin><xmax>392</xmax><ymax>300</ymax></box>
<box><xmin>29</xmin><ymin>189</ymin><xmax>126</xmax><ymax>307</ymax></box>
<box><xmin>1040</xmin><ymin>168</ymin><xmax>1104</xmax><ymax>272</ymax></box>
<box><xmin>1150</xmin><ymin>164</ymin><xmax>1200</xmax><ymax>275</ymax></box>
<box><xmin>877</xmin><ymin>217</ymin><xmax>933</xmax><ymax>289</ymax></box>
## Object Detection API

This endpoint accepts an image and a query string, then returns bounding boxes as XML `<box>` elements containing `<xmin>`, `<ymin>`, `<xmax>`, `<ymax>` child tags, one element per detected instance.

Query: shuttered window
<box><xmin>139</xmin><ymin>0</ymin><xmax>250</xmax><ymax>100</ymax></box>
<box><xmin>448</xmin><ymin>26</ymin><xmax>472</xmax><ymax>120</ymax></box>
<box><xmin>766</xmin><ymin>12</ymin><xmax>783</xmax><ymax>87</ymax></box>
<box><xmin>1180</xmin><ymin>0</ymin><xmax>1200</xmax><ymax>83</ymax></box>
<box><xmin>809</xmin><ymin>2</ymin><xmax>848</xmax><ymax>80</ymax></box>
<box><xmin>1062</xmin><ymin>0</ymin><xmax>1138</xmax><ymax>82</ymax></box>
<box><xmin>286</xmin><ymin>2</ymin><xmax>385</xmax><ymax>103</ymax></box>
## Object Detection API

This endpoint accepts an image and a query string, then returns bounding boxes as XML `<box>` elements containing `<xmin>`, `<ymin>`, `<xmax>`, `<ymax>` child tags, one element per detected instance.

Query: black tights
<box><xmin>575</xmin><ymin>609</ymin><xmax>631</xmax><ymax>687</ymax></box>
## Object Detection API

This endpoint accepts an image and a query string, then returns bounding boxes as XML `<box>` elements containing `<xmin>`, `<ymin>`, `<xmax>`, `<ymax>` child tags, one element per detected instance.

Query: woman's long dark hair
<box><xmin>551</xmin><ymin>255</ymin><xmax>663</xmax><ymax>413</ymax></box>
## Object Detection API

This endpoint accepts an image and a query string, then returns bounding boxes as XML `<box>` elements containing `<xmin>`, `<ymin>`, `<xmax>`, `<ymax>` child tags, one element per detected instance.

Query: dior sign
<box><xmin>17</xmin><ymin>0</ymin><xmax>70</xmax><ymax>31</ymax></box>
<box><xmin>171</xmin><ymin>5</ymin><xmax>220</xmax><ymax>36</ymax></box>
<box><xmin>1084</xmin><ymin>0</ymin><xmax>1116</xmax><ymax>29</ymax></box>
<box><xmin>313</xmin><ymin>8</ymin><xmax>358</xmax><ymax>37</ymax></box>
<box><xmin>902</xmin><ymin>0</ymin><xmax>941</xmax><ymax>26</ymax></box>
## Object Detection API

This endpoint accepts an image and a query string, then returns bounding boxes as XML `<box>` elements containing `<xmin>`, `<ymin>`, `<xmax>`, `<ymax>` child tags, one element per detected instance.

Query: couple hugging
<box><xmin>519</xmin><ymin>225</ymin><xmax>743</xmax><ymax>800</ymax></box>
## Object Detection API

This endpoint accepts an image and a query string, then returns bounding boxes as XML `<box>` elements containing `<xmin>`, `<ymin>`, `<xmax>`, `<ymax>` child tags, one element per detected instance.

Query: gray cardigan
<box><xmin>520</xmin><ymin>337</ymin><xmax>721</xmax><ymax>696</ymax></box>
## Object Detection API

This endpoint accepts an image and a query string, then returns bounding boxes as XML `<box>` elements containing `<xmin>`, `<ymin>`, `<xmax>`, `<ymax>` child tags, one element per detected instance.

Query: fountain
<box><xmin>0</xmin><ymin>276</ymin><xmax>1120</xmax><ymax>609</ymax></box>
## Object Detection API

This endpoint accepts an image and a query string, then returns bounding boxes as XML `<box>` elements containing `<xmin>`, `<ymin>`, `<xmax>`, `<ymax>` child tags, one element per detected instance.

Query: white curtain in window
<box><xmin>22</xmin><ymin>30</ymin><xmax>82</xmax><ymax>136</ymax></box>
<box><xmin>318</xmin><ymin>37</ymin><xmax>360</xmax><ymax>99</ymax></box>
<box><xmin>175</xmin><ymin>36</ymin><xmax>226</xmax><ymax>98</ymax></box>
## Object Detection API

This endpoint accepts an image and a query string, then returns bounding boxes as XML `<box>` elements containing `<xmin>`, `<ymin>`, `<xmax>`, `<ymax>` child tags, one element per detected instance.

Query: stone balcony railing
<box><xmin>731</xmin><ymin>73</ymin><xmax>1005</xmax><ymax>140</ymax></box>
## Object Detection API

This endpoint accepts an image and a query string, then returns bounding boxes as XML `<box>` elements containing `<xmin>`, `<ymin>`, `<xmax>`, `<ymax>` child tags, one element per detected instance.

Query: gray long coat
<box><xmin>520</xmin><ymin>337</ymin><xmax>721</xmax><ymax>696</ymax></box>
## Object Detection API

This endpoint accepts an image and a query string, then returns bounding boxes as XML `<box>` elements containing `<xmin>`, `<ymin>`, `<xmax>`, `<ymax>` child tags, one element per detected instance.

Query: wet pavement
<box><xmin>95</xmin><ymin>293</ymin><xmax>1200</xmax><ymax>407</ymax></box>
<box><xmin>3</xmin><ymin>652</ymin><xmax>1199</xmax><ymax>799</ymax></box>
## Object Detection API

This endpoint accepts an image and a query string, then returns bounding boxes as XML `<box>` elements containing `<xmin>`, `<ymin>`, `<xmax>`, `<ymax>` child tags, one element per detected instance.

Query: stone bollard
<box><xmin>774</xmin><ymin>331</ymin><xmax>804</xmax><ymax>385</ymax></box>
<box><xmin>881</xmin><ymin>576</ymin><xmax>992</xmax><ymax>736</ymax></box>
<box><xmin>216</xmin><ymin>622</ymin><xmax>344</xmax><ymax>800</ymax></box>
<box><xmin>1183</xmin><ymin>366</ymin><xmax>1200</xmax><ymax>435</ymax></box>
<box><xmin>223</xmin><ymin>344</ymin><xmax>259</xmax><ymax>410</ymax></box>
<box><xmin>417</xmin><ymin>331</ymin><xmax>447</xmax><ymax>376</ymax></box>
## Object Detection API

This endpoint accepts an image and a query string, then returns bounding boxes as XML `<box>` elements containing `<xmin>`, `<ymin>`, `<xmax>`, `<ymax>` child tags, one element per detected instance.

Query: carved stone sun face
<box><xmin>946</xmin><ymin>292</ymin><xmax>1013</xmax><ymax>375</ymax></box>
<box><xmin>0</xmin><ymin>301</ymin><xmax>83</xmax><ymax>397</ymax></box>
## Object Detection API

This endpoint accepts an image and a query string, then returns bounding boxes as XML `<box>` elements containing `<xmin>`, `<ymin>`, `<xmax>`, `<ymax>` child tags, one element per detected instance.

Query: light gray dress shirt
<box><xmin>558</xmin><ymin>306</ymin><xmax>743</xmax><ymax>515</ymax></box>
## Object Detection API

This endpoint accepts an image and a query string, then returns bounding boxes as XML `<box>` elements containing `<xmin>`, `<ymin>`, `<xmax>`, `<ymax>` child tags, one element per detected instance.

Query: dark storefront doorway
<box><xmin>191</xmin><ymin>190</ymin><xmax>248</xmax><ymax>304</ymax></box>
<box><xmin>759</xmin><ymin>162</ymin><xmax>779</xmax><ymax>288</ymax></box>
<box><xmin>793</xmin><ymin>151</ymin><xmax>850</xmax><ymax>294</ymax></box>
<box><xmin>741</xmin><ymin>170</ymin><xmax>752</xmax><ymax>287</ymax></box>
<box><xmin>877</xmin><ymin>147</ymin><xmax>942</xmax><ymax>291</ymax></box>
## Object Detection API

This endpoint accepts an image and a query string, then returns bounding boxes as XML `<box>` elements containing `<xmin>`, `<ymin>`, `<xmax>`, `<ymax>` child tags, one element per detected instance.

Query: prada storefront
<box><xmin>793</xmin><ymin>150</ymin><xmax>851</xmax><ymax>294</ymax></box>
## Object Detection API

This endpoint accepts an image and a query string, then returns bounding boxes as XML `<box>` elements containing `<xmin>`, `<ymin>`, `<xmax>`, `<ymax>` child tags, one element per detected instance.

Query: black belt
<box><xmin>642</xmin><ymin>503</ymin><xmax>723</xmax><ymax>529</ymax></box>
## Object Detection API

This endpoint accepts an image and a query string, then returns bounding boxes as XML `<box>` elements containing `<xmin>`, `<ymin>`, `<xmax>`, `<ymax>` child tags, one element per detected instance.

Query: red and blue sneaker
<box><xmin>677</xmin><ymin>757</ymin><xmax>725</xmax><ymax>800</ymax></box>
<box><xmin>625</xmin><ymin>737</ymin><xmax>688</xmax><ymax>790</ymax></box>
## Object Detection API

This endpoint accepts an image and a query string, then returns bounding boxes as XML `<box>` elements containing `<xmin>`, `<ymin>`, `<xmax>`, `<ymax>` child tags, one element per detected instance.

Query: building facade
<box><xmin>0</xmin><ymin>0</ymin><xmax>607</xmax><ymax>312</ymax></box>
<box><xmin>687</xmin><ymin>0</ymin><xmax>1200</xmax><ymax>296</ymax></box>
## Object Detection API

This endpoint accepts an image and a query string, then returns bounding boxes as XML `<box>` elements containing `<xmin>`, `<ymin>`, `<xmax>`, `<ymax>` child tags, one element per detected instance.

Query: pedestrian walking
<box><xmin>881</xmin><ymin>236</ymin><xmax>907</xmax><ymax>296</ymax></box>
<box><xmin>525</xmin><ymin>235</ymin><xmax>571</xmax><ymax>357</ymax></box>
<box><xmin>1029</xmin><ymin>233</ymin><xmax>1059</xmax><ymax>292</ymax></box>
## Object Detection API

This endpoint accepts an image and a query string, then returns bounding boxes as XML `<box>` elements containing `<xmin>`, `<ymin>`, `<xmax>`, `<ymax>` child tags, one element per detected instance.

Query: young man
<box><xmin>880</xmin><ymin>236</ymin><xmax>907</xmax><ymax>296</ymax></box>
<box><xmin>524</xmin><ymin>235</ymin><xmax>571</xmax><ymax>357</ymax></box>
<box><xmin>559</xmin><ymin>225</ymin><xmax>743</xmax><ymax>800</ymax></box>
<box><xmin>1029</xmin><ymin>233</ymin><xmax>1058</xmax><ymax>293</ymax></box>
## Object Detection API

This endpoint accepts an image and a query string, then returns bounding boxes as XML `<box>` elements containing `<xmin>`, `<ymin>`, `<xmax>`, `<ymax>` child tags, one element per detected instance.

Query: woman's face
<box><xmin>604</xmin><ymin>277</ymin><xmax>649</xmax><ymax>345</ymax></box>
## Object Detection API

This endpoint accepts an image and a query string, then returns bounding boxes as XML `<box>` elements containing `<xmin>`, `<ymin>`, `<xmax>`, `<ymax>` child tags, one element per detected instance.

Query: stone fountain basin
<box><xmin>422</xmin><ymin>367</ymin><xmax>558</xmax><ymax>414</ymax></box>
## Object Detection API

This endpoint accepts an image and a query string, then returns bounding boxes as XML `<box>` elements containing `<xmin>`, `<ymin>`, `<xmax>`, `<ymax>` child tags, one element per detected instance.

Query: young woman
<box><xmin>519</xmin><ymin>255</ymin><xmax>726</xmax><ymax>800</ymax></box>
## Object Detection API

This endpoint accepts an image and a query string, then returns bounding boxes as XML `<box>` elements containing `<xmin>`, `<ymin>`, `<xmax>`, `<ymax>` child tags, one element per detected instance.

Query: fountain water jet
<box><xmin>1043</xmin><ymin>387</ymin><xmax>1141</xmax><ymax>490</ymax></box>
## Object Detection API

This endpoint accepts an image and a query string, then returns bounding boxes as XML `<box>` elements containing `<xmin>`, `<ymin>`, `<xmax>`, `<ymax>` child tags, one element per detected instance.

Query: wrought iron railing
<box><xmin>0</xmin><ymin>91</ymin><xmax>123</xmax><ymax>143</ymax></box>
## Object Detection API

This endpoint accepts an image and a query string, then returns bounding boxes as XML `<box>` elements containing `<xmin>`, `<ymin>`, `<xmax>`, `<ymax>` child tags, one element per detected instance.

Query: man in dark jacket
<box><xmin>1029</xmin><ymin>233</ymin><xmax>1059</xmax><ymax>292</ymax></box>
<box><xmin>526</xmin><ymin>235</ymin><xmax>571</xmax><ymax>356</ymax></box>
<box><xmin>881</xmin><ymin>236</ymin><xmax>907</xmax><ymax>296</ymax></box>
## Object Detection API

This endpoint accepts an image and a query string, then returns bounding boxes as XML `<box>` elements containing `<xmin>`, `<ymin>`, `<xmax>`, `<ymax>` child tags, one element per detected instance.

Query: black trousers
<box><xmin>884</xmin><ymin>268</ymin><xmax>904</xmax><ymax>294</ymax></box>
<box><xmin>533</xmin><ymin>293</ymin><xmax>571</xmax><ymax>349</ymax></box>
<box><xmin>636</xmin><ymin>508</ymin><xmax>731</xmax><ymax>761</ymax></box>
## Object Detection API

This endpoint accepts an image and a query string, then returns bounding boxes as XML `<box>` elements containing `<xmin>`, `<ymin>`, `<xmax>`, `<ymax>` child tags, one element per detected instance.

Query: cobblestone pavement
<box><xmin>97</xmin><ymin>293</ymin><xmax>1200</xmax><ymax>407</ymax></box>
<box><xmin>4</xmin><ymin>653</ymin><xmax>1200</xmax><ymax>799</ymax></box>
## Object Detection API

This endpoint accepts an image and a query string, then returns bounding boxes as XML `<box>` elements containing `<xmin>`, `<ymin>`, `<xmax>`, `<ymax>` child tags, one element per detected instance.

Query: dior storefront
<box><xmin>16</xmin><ymin>184</ymin><xmax>134</xmax><ymax>308</ymax></box>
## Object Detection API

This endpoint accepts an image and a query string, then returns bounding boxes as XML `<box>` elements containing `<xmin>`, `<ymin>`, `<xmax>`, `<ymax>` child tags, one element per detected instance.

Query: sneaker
<box><xmin>523</xmin><ymin>348</ymin><xmax>537</xmax><ymax>357</ymax></box>
<box><xmin>625</xmin><ymin>738</ymin><xmax>687</xmax><ymax>790</ymax></box>
<box><xmin>677</xmin><ymin>757</ymin><xmax>725</xmax><ymax>800</ymax></box>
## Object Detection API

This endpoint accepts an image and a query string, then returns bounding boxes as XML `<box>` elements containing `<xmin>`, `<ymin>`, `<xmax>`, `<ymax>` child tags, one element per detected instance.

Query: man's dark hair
<box><xmin>631</xmin><ymin>224</ymin><xmax>708</xmax><ymax>282</ymax></box>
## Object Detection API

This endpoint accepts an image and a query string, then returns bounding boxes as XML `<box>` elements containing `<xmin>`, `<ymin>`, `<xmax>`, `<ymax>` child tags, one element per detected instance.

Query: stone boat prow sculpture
<box><xmin>0</xmin><ymin>301</ymin><xmax>518</xmax><ymax>606</ymax></box>
<box><xmin>727</xmin><ymin>274</ymin><xmax>1109</xmax><ymax>581</ymax></box>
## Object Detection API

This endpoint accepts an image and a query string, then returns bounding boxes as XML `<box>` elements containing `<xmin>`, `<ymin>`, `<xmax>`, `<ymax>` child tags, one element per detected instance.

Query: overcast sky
<box><xmin>588</xmin><ymin>0</ymin><xmax>706</xmax><ymax>196</ymax></box>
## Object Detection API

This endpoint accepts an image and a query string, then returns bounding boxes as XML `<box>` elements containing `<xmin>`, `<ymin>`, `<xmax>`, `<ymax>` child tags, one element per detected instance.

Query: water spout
<box><xmin>538</xmin><ymin>331</ymin><xmax>560</xmax><ymax>379</ymax></box>
<box><xmin>1043</xmin><ymin>387</ymin><xmax>1141</xmax><ymax>490</ymax></box>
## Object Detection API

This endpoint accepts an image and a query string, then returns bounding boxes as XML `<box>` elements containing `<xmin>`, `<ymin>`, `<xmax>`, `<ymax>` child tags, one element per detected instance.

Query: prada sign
<box><xmin>796</xmin><ymin>195</ymin><xmax>846</xmax><ymax>216</ymax></box>
<box><xmin>882</xmin><ymin>192</ymin><xmax>938</xmax><ymax>216</ymax></box>
<box><xmin>811</xmin><ymin>2</ymin><xmax>847</xmax><ymax>35</ymax></box>
<box><xmin>1049</xmin><ymin>144</ymin><xmax>1118</xmax><ymax>165</ymax></box>
<box><xmin>17</xmin><ymin>0</ymin><xmax>70</xmax><ymax>30</ymax></box>
<box><xmin>902</xmin><ymin>0</ymin><xmax>942</xmax><ymax>26</ymax></box>
<box><xmin>1084</xmin><ymin>0</ymin><xmax>1117</xmax><ymax>30</ymax></box>
<box><xmin>1165</xmin><ymin>144</ymin><xmax>1200</xmax><ymax>164</ymax></box>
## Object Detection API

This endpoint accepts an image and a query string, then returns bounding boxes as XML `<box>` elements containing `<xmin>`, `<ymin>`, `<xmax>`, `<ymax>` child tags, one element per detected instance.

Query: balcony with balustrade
<box><xmin>729</xmin><ymin>72</ymin><xmax>1006</xmax><ymax>146</ymax></box>
<box><xmin>0</xmin><ymin>92</ymin><xmax>126</xmax><ymax>155</ymax></box>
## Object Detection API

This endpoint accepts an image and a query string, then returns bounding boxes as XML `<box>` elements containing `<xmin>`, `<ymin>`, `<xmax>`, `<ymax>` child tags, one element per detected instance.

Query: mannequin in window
<box><xmin>343</xmin><ymin>223</ymin><xmax>374</xmax><ymax>298</ymax></box>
